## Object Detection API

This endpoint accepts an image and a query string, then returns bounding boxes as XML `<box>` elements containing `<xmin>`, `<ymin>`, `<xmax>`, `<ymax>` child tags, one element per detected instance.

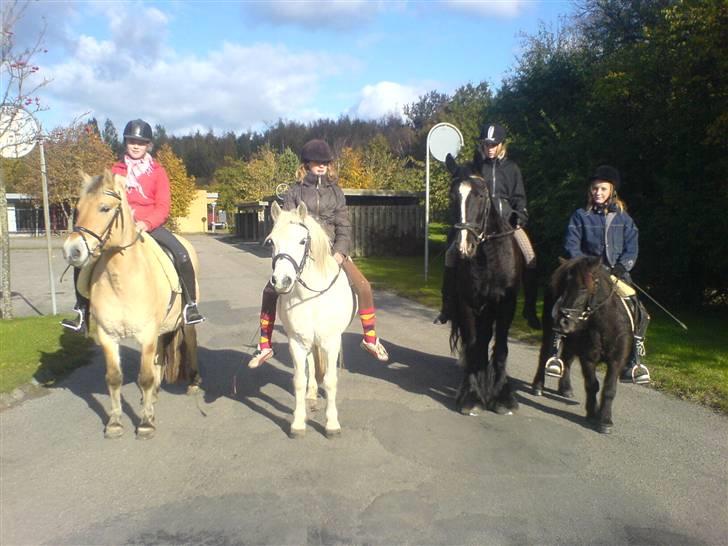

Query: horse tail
<box><xmin>313</xmin><ymin>345</ymin><xmax>326</xmax><ymax>385</ymax></box>
<box><xmin>449</xmin><ymin>315</ymin><xmax>462</xmax><ymax>353</ymax></box>
<box><xmin>161</xmin><ymin>324</ymin><xmax>198</xmax><ymax>384</ymax></box>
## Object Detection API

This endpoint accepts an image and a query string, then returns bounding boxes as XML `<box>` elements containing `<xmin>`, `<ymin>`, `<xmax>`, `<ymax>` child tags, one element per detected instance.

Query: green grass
<box><xmin>357</xmin><ymin>225</ymin><xmax>728</xmax><ymax>414</ymax></box>
<box><xmin>0</xmin><ymin>315</ymin><xmax>94</xmax><ymax>394</ymax></box>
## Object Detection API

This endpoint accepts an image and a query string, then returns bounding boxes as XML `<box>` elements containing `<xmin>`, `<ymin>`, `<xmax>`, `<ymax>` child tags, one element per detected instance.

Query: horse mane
<box><xmin>551</xmin><ymin>256</ymin><xmax>606</xmax><ymax>296</ymax></box>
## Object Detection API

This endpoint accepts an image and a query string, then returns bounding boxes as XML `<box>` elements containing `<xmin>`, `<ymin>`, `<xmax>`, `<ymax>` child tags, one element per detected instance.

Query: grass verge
<box><xmin>357</xmin><ymin>227</ymin><xmax>728</xmax><ymax>414</ymax></box>
<box><xmin>0</xmin><ymin>315</ymin><xmax>94</xmax><ymax>394</ymax></box>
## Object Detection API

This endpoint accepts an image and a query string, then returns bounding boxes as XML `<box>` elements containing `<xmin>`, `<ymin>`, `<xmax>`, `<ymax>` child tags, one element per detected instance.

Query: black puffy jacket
<box><xmin>476</xmin><ymin>156</ymin><xmax>529</xmax><ymax>227</ymax></box>
<box><xmin>283</xmin><ymin>172</ymin><xmax>352</xmax><ymax>256</ymax></box>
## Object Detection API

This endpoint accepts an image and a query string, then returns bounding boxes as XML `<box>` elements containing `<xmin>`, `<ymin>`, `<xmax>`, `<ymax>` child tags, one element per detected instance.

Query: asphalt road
<box><xmin>1</xmin><ymin>234</ymin><xmax>726</xmax><ymax>545</ymax></box>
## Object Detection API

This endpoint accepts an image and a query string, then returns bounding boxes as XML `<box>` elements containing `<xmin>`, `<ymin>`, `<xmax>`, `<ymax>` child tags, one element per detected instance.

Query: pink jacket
<box><xmin>112</xmin><ymin>159</ymin><xmax>171</xmax><ymax>231</ymax></box>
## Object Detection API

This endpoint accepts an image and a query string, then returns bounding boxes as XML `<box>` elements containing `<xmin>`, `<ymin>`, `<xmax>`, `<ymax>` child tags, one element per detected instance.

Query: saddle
<box><xmin>75</xmin><ymin>234</ymin><xmax>182</xmax><ymax>299</ymax></box>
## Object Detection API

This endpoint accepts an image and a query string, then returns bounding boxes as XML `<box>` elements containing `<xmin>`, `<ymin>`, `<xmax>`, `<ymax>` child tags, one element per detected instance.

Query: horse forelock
<box><xmin>271</xmin><ymin>209</ymin><xmax>335</xmax><ymax>275</ymax></box>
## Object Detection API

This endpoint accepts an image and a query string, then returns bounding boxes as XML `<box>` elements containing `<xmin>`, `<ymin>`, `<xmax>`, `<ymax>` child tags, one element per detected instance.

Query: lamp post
<box><xmin>424</xmin><ymin>122</ymin><xmax>464</xmax><ymax>282</ymax></box>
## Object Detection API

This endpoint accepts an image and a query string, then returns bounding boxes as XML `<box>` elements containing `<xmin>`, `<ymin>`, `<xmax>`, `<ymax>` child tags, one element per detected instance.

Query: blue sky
<box><xmin>19</xmin><ymin>1</ymin><xmax>575</xmax><ymax>136</ymax></box>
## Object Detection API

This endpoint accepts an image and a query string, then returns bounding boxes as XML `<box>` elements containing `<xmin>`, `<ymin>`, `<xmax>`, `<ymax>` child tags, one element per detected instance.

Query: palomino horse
<box><xmin>63</xmin><ymin>170</ymin><xmax>200</xmax><ymax>439</ymax></box>
<box><xmin>531</xmin><ymin>256</ymin><xmax>632</xmax><ymax>433</ymax></box>
<box><xmin>447</xmin><ymin>159</ymin><xmax>521</xmax><ymax>415</ymax></box>
<box><xmin>265</xmin><ymin>201</ymin><xmax>355</xmax><ymax>438</ymax></box>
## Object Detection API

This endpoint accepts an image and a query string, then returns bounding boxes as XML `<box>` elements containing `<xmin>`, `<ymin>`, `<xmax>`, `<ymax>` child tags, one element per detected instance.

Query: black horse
<box><xmin>446</xmin><ymin>160</ymin><xmax>521</xmax><ymax>415</ymax></box>
<box><xmin>531</xmin><ymin>256</ymin><xmax>632</xmax><ymax>433</ymax></box>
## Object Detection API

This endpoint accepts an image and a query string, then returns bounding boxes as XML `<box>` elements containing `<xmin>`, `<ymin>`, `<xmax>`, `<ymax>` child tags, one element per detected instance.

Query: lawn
<box><xmin>357</xmin><ymin>225</ymin><xmax>728</xmax><ymax>414</ymax></box>
<box><xmin>0</xmin><ymin>315</ymin><xmax>94</xmax><ymax>394</ymax></box>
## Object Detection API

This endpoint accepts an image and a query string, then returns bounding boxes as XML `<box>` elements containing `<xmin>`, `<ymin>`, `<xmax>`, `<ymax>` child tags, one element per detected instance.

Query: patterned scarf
<box><xmin>124</xmin><ymin>153</ymin><xmax>153</xmax><ymax>198</ymax></box>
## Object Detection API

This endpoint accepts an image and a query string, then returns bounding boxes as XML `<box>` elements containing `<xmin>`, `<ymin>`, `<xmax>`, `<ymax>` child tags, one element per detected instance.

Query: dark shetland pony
<box><xmin>531</xmin><ymin>256</ymin><xmax>632</xmax><ymax>433</ymax></box>
<box><xmin>446</xmin><ymin>158</ymin><xmax>522</xmax><ymax>416</ymax></box>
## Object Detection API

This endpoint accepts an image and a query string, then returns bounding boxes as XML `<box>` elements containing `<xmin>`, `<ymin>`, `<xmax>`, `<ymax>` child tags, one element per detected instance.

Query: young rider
<box><xmin>562</xmin><ymin>165</ymin><xmax>650</xmax><ymax>383</ymax></box>
<box><xmin>61</xmin><ymin>119</ymin><xmax>204</xmax><ymax>332</ymax></box>
<box><xmin>435</xmin><ymin>123</ymin><xmax>540</xmax><ymax>328</ymax></box>
<box><xmin>248</xmin><ymin>139</ymin><xmax>389</xmax><ymax>368</ymax></box>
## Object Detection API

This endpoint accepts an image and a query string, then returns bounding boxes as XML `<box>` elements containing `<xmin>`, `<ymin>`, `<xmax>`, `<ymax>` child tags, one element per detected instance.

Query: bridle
<box><xmin>555</xmin><ymin>273</ymin><xmax>618</xmax><ymax>328</ymax></box>
<box><xmin>454</xmin><ymin>176</ymin><xmax>515</xmax><ymax>245</ymax></box>
<box><xmin>73</xmin><ymin>189</ymin><xmax>139</xmax><ymax>258</ymax></box>
<box><xmin>270</xmin><ymin>221</ymin><xmax>342</xmax><ymax>294</ymax></box>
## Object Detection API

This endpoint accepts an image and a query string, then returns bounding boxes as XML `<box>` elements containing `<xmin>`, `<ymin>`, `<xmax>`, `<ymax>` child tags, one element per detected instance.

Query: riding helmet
<box><xmin>123</xmin><ymin>119</ymin><xmax>153</xmax><ymax>143</ymax></box>
<box><xmin>589</xmin><ymin>165</ymin><xmax>621</xmax><ymax>190</ymax></box>
<box><xmin>300</xmin><ymin>139</ymin><xmax>334</xmax><ymax>163</ymax></box>
<box><xmin>478</xmin><ymin>123</ymin><xmax>506</xmax><ymax>145</ymax></box>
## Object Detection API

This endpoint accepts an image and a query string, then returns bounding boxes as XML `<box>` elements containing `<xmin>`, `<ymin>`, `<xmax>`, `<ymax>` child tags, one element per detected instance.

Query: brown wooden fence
<box><xmin>234</xmin><ymin>190</ymin><xmax>424</xmax><ymax>257</ymax></box>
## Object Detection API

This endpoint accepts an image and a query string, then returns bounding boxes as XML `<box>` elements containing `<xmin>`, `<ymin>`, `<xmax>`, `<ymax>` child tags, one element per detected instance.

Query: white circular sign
<box><xmin>428</xmin><ymin>123</ymin><xmax>463</xmax><ymax>162</ymax></box>
<box><xmin>0</xmin><ymin>106</ymin><xmax>39</xmax><ymax>158</ymax></box>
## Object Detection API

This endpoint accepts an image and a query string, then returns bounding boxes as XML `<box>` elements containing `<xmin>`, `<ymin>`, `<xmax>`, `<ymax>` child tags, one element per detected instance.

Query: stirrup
<box><xmin>545</xmin><ymin>356</ymin><xmax>565</xmax><ymax>378</ymax></box>
<box><xmin>183</xmin><ymin>303</ymin><xmax>205</xmax><ymax>325</ymax></box>
<box><xmin>631</xmin><ymin>364</ymin><xmax>651</xmax><ymax>385</ymax></box>
<box><xmin>60</xmin><ymin>308</ymin><xmax>85</xmax><ymax>332</ymax></box>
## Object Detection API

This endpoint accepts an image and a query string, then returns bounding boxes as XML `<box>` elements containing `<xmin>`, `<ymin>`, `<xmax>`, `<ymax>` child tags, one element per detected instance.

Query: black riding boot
<box><xmin>434</xmin><ymin>265</ymin><xmax>457</xmax><ymax>324</ymax></box>
<box><xmin>522</xmin><ymin>266</ymin><xmax>541</xmax><ymax>329</ymax></box>
<box><xmin>621</xmin><ymin>296</ymin><xmax>651</xmax><ymax>384</ymax></box>
<box><xmin>178</xmin><ymin>260</ymin><xmax>205</xmax><ymax>325</ymax></box>
<box><xmin>61</xmin><ymin>267</ymin><xmax>89</xmax><ymax>334</ymax></box>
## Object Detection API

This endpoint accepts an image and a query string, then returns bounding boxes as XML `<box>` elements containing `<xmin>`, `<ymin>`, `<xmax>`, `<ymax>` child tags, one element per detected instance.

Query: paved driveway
<box><xmin>1</xmin><ymin>234</ymin><xmax>726</xmax><ymax>545</ymax></box>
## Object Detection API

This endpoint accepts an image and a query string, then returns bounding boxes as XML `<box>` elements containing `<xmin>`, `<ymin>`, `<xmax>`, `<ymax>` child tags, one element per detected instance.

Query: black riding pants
<box><xmin>148</xmin><ymin>227</ymin><xmax>198</xmax><ymax>303</ymax></box>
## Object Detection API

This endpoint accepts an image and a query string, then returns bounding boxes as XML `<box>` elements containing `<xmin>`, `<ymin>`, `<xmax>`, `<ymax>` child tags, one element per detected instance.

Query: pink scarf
<box><xmin>124</xmin><ymin>153</ymin><xmax>153</xmax><ymax>198</ymax></box>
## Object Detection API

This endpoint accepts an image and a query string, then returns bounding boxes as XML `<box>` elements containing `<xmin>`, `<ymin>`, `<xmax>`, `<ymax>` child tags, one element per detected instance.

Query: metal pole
<box><xmin>425</xmin><ymin>133</ymin><xmax>431</xmax><ymax>282</ymax></box>
<box><xmin>38</xmin><ymin>139</ymin><xmax>57</xmax><ymax>314</ymax></box>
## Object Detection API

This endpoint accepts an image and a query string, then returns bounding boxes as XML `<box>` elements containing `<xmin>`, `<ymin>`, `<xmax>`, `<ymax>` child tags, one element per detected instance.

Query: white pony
<box><xmin>267</xmin><ymin>201</ymin><xmax>355</xmax><ymax>437</ymax></box>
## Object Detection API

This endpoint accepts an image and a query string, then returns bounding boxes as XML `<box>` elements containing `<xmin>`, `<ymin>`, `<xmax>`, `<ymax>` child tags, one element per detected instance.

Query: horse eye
<box><xmin>299</xmin><ymin>237</ymin><xmax>307</xmax><ymax>245</ymax></box>
<box><xmin>100</xmin><ymin>204</ymin><xmax>111</xmax><ymax>213</ymax></box>
<box><xmin>263</xmin><ymin>238</ymin><xmax>273</xmax><ymax>247</ymax></box>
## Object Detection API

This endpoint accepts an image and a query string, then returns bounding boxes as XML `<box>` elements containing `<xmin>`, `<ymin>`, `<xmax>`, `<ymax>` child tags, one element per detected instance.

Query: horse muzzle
<box><xmin>63</xmin><ymin>234</ymin><xmax>91</xmax><ymax>268</ymax></box>
<box><xmin>271</xmin><ymin>273</ymin><xmax>294</xmax><ymax>294</ymax></box>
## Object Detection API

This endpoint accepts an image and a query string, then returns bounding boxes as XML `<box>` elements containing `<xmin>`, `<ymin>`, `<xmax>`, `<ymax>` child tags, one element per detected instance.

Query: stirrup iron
<box><xmin>631</xmin><ymin>364</ymin><xmax>651</xmax><ymax>384</ymax></box>
<box><xmin>183</xmin><ymin>303</ymin><xmax>205</xmax><ymax>325</ymax></box>
<box><xmin>60</xmin><ymin>308</ymin><xmax>85</xmax><ymax>332</ymax></box>
<box><xmin>545</xmin><ymin>333</ymin><xmax>565</xmax><ymax>378</ymax></box>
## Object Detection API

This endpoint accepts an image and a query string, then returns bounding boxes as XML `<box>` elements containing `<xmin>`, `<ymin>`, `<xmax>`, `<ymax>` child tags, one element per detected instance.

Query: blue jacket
<box><xmin>564</xmin><ymin>206</ymin><xmax>639</xmax><ymax>273</ymax></box>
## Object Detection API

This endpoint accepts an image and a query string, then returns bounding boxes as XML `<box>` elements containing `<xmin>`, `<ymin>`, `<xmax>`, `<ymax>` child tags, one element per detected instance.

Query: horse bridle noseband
<box><xmin>454</xmin><ymin>176</ymin><xmax>515</xmax><ymax>244</ymax></box>
<box><xmin>556</xmin><ymin>276</ymin><xmax>618</xmax><ymax>327</ymax></box>
<box><xmin>73</xmin><ymin>189</ymin><xmax>138</xmax><ymax>258</ymax></box>
<box><xmin>270</xmin><ymin>221</ymin><xmax>342</xmax><ymax>295</ymax></box>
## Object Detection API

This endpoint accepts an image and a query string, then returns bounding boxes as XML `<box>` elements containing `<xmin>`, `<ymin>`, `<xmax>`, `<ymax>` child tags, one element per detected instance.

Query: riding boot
<box><xmin>522</xmin><ymin>266</ymin><xmax>541</xmax><ymax>329</ymax></box>
<box><xmin>434</xmin><ymin>265</ymin><xmax>457</xmax><ymax>324</ymax></box>
<box><xmin>178</xmin><ymin>260</ymin><xmax>205</xmax><ymax>325</ymax></box>
<box><xmin>61</xmin><ymin>267</ymin><xmax>89</xmax><ymax>334</ymax></box>
<box><xmin>621</xmin><ymin>296</ymin><xmax>651</xmax><ymax>384</ymax></box>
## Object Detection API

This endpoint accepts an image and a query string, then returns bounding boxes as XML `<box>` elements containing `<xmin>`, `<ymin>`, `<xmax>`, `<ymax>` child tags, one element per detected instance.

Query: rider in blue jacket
<box><xmin>563</xmin><ymin>165</ymin><xmax>650</xmax><ymax>383</ymax></box>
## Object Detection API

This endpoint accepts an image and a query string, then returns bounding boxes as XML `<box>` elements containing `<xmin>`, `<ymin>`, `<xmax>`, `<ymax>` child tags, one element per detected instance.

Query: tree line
<box><xmin>4</xmin><ymin>0</ymin><xmax>725</xmax><ymax>306</ymax></box>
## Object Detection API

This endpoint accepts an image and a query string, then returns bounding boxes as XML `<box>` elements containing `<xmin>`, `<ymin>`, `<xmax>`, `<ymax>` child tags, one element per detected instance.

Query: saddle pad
<box><xmin>76</xmin><ymin>234</ymin><xmax>181</xmax><ymax>298</ymax></box>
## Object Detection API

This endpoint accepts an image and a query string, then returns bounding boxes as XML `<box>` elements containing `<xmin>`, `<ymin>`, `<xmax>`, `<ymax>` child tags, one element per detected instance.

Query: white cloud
<box><xmin>245</xmin><ymin>0</ymin><xmax>398</xmax><ymax>29</ymax></box>
<box><xmin>442</xmin><ymin>0</ymin><xmax>527</xmax><ymax>18</ymax></box>
<box><xmin>349</xmin><ymin>81</ymin><xmax>422</xmax><ymax>120</ymax></box>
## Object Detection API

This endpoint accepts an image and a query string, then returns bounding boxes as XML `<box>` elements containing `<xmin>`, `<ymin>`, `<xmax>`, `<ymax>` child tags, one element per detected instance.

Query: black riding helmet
<box><xmin>590</xmin><ymin>165</ymin><xmax>621</xmax><ymax>190</ymax></box>
<box><xmin>123</xmin><ymin>119</ymin><xmax>153</xmax><ymax>143</ymax></box>
<box><xmin>301</xmin><ymin>139</ymin><xmax>333</xmax><ymax>163</ymax></box>
<box><xmin>478</xmin><ymin>123</ymin><xmax>506</xmax><ymax>145</ymax></box>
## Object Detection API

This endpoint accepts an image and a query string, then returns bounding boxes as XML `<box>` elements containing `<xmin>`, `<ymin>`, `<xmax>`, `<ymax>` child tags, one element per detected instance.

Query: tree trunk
<box><xmin>0</xmin><ymin>165</ymin><xmax>13</xmax><ymax>319</ymax></box>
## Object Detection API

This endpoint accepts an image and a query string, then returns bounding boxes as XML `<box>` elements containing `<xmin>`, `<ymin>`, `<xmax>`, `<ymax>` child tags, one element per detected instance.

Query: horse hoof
<box><xmin>459</xmin><ymin>404</ymin><xmax>480</xmax><ymax>416</ymax></box>
<box><xmin>104</xmin><ymin>423</ymin><xmax>124</xmax><ymax>439</ymax></box>
<box><xmin>558</xmin><ymin>388</ymin><xmax>574</xmax><ymax>399</ymax></box>
<box><xmin>186</xmin><ymin>385</ymin><xmax>200</xmax><ymax>395</ymax></box>
<box><xmin>325</xmin><ymin>428</ymin><xmax>341</xmax><ymax>439</ymax></box>
<box><xmin>306</xmin><ymin>399</ymin><xmax>319</xmax><ymax>413</ymax></box>
<box><xmin>531</xmin><ymin>384</ymin><xmax>543</xmax><ymax>397</ymax></box>
<box><xmin>495</xmin><ymin>405</ymin><xmax>514</xmax><ymax>416</ymax></box>
<box><xmin>136</xmin><ymin>423</ymin><xmax>156</xmax><ymax>440</ymax></box>
<box><xmin>597</xmin><ymin>423</ymin><xmax>613</xmax><ymax>434</ymax></box>
<box><xmin>289</xmin><ymin>428</ymin><xmax>306</xmax><ymax>439</ymax></box>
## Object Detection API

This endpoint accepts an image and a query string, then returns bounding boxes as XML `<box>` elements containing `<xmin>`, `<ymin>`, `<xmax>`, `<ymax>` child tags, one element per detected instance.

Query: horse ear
<box><xmin>297</xmin><ymin>202</ymin><xmax>308</xmax><ymax>220</ymax></box>
<box><xmin>271</xmin><ymin>201</ymin><xmax>282</xmax><ymax>221</ymax></box>
<box><xmin>79</xmin><ymin>171</ymin><xmax>93</xmax><ymax>193</ymax></box>
<box><xmin>446</xmin><ymin>153</ymin><xmax>459</xmax><ymax>175</ymax></box>
<box><xmin>111</xmin><ymin>172</ymin><xmax>126</xmax><ymax>193</ymax></box>
<box><xmin>558</xmin><ymin>257</ymin><xmax>568</xmax><ymax>265</ymax></box>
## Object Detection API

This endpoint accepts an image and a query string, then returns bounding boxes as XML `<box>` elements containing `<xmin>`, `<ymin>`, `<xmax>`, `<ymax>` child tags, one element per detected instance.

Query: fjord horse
<box><xmin>531</xmin><ymin>256</ymin><xmax>632</xmax><ymax>433</ymax></box>
<box><xmin>63</xmin><ymin>170</ymin><xmax>200</xmax><ymax>439</ymax></box>
<box><xmin>447</xmin><ymin>160</ymin><xmax>522</xmax><ymax>415</ymax></box>
<box><xmin>265</xmin><ymin>201</ymin><xmax>355</xmax><ymax>438</ymax></box>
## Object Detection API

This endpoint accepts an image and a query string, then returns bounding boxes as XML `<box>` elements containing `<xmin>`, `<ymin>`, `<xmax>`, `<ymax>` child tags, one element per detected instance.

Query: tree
<box><xmin>276</xmin><ymin>147</ymin><xmax>299</xmax><ymax>184</ymax></box>
<box><xmin>338</xmin><ymin>146</ymin><xmax>372</xmax><ymax>189</ymax></box>
<box><xmin>155</xmin><ymin>143</ymin><xmax>197</xmax><ymax>231</ymax></box>
<box><xmin>1</xmin><ymin>0</ymin><xmax>49</xmax><ymax>318</ymax></box>
<box><xmin>102</xmin><ymin>118</ymin><xmax>121</xmax><ymax>156</ymax></box>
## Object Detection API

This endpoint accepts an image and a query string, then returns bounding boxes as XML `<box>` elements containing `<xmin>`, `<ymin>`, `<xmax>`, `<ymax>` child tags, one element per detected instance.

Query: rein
<box><xmin>557</xmin><ymin>274</ymin><xmax>619</xmax><ymax>326</ymax></box>
<box><xmin>73</xmin><ymin>189</ymin><xmax>139</xmax><ymax>258</ymax></box>
<box><xmin>455</xmin><ymin>178</ymin><xmax>516</xmax><ymax>245</ymax></box>
<box><xmin>271</xmin><ymin>221</ymin><xmax>343</xmax><ymax>295</ymax></box>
